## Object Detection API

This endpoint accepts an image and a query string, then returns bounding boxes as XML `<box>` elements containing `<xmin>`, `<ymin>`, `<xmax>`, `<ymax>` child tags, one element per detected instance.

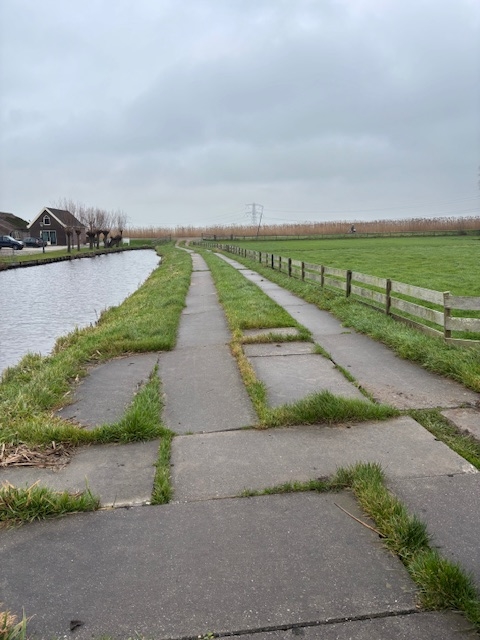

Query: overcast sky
<box><xmin>1</xmin><ymin>0</ymin><xmax>479</xmax><ymax>229</ymax></box>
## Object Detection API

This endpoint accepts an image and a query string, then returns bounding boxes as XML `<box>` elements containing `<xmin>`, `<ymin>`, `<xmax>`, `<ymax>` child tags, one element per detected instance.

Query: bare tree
<box><xmin>80</xmin><ymin>206</ymin><xmax>97</xmax><ymax>250</ymax></box>
<box><xmin>107</xmin><ymin>209</ymin><xmax>129</xmax><ymax>247</ymax></box>
<box><xmin>55</xmin><ymin>198</ymin><xmax>129</xmax><ymax>249</ymax></box>
<box><xmin>116</xmin><ymin>209</ymin><xmax>128</xmax><ymax>236</ymax></box>
<box><xmin>65</xmin><ymin>226</ymin><xmax>73</xmax><ymax>253</ymax></box>
<box><xmin>75</xmin><ymin>227</ymin><xmax>82</xmax><ymax>251</ymax></box>
<box><xmin>99</xmin><ymin>210</ymin><xmax>113</xmax><ymax>248</ymax></box>
<box><xmin>54</xmin><ymin>197</ymin><xmax>79</xmax><ymax>215</ymax></box>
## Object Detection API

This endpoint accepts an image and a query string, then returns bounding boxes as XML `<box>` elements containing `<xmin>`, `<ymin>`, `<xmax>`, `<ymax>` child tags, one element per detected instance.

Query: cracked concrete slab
<box><xmin>171</xmin><ymin>416</ymin><xmax>477</xmax><ymax>501</ymax></box>
<box><xmin>441</xmin><ymin>407</ymin><xmax>480</xmax><ymax>440</ymax></box>
<box><xmin>1</xmin><ymin>493</ymin><xmax>417</xmax><ymax>640</ymax></box>
<box><xmin>237</xmin><ymin>612</ymin><xmax>472</xmax><ymax>640</ymax></box>
<box><xmin>388</xmin><ymin>473</ymin><xmax>480</xmax><ymax>588</ymax></box>
<box><xmin>0</xmin><ymin>440</ymin><xmax>160</xmax><ymax>507</ymax></box>
<box><xmin>245</xmin><ymin>349</ymin><xmax>366</xmax><ymax>406</ymax></box>
<box><xmin>313</xmin><ymin>333</ymin><xmax>480</xmax><ymax>410</ymax></box>
<box><xmin>56</xmin><ymin>353</ymin><xmax>159</xmax><ymax>428</ymax></box>
<box><xmin>159</xmin><ymin>345</ymin><xmax>257</xmax><ymax>433</ymax></box>
<box><xmin>176</xmin><ymin>307</ymin><xmax>231</xmax><ymax>346</ymax></box>
<box><xmin>244</xmin><ymin>342</ymin><xmax>315</xmax><ymax>356</ymax></box>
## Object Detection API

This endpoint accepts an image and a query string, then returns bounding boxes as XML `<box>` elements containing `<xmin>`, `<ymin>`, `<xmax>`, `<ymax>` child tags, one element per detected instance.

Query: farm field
<box><xmin>234</xmin><ymin>236</ymin><xmax>480</xmax><ymax>296</ymax></box>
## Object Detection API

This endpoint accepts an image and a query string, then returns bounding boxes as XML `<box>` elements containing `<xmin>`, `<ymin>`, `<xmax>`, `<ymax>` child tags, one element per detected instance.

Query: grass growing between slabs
<box><xmin>0</xmin><ymin>482</ymin><xmax>100</xmax><ymax>528</ymax></box>
<box><xmin>151</xmin><ymin>427</ymin><xmax>174</xmax><ymax>505</ymax></box>
<box><xmin>260</xmin><ymin>390</ymin><xmax>398</xmax><ymax>427</ymax></box>
<box><xmin>243</xmin><ymin>461</ymin><xmax>480</xmax><ymax>630</ymax></box>
<box><xmin>200</xmin><ymin>250</ymin><xmax>397</xmax><ymax>427</ymax></box>
<box><xmin>409</xmin><ymin>409</ymin><xmax>480</xmax><ymax>470</ymax></box>
<box><xmin>200</xmin><ymin>249</ymin><xmax>310</xmax><ymax>340</ymax></box>
<box><xmin>0</xmin><ymin>244</ymin><xmax>191</xmax><ymax>447</ymax></box>
<box><xmin>0</xmin><ymin>244</ymin><xmax>188</xmax><ymax>524</ymax></box>
<box><xmin>209</xmin><ymin>249</ymin><xmax>480</xmax><ymax>393</ymax></box>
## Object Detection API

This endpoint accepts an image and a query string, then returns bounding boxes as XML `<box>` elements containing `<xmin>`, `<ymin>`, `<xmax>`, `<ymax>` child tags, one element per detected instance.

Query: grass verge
<box><xmin>242</xmin><ymin>461</ymin><xmax>480</xmax><ymax>630</ymax></box>
<box><xmin>200</xmin><ymin>249</ymin><xmax>310</xmax><ymax>338</ymax></box>
<box><xmin>0</xmin><ymin>482</ymin><xmax>100</xmax><ymax>528</ymax></box>
<box><xmin>209</xmin><ymin>249</ymin><xmax>480</xmax><ymax>393</ymax></box>
<box><xmin>260</xmin><ymin>391</ymin><xmax>398</xmax><ymax>427</ymax></box>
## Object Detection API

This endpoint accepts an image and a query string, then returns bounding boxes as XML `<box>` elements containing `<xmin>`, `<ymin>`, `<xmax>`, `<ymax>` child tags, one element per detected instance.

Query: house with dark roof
<box><xmin>0</xmin><ymin>212</ymin><xmax>29</xmax><ymax>237</ymax></box>
<box><xmin>28</xmin><ymin>207</ymin><xmax>86</xmax><ymax>246</ymax></box>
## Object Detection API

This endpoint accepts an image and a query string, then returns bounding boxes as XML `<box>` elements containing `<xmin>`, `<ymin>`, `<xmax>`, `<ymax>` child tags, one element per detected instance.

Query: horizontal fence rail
<box><xmin>199</xmin><ymin>241</ymin><xmax>480</xmax><ymax>348</ymax></box>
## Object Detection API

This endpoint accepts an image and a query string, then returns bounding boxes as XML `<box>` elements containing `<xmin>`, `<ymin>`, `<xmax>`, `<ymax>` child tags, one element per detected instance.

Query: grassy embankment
<box><xmin>0</xmin><ymin>244</ymin><xmax>191</xmax><ymax>523</ymax></box>
<box><xmin>200</xmin><ymin>250</ymin><xmax>398</xmax><ymax>427</ymax></box>
<box><xmin>202</xmin><ymin>240</ymin><xmax>480</xmax><ymax>467</ymax></box>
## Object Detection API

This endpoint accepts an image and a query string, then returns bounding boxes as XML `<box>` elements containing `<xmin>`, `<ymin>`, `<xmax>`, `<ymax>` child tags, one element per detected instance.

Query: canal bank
<box><xmin>0</xmin><ymin>247</ymin><xmax>161</xmax><ymax>373</ymax></box>
<box><xmin>0</xmin><ymin>244</ymin><xmax>156</xmax><ymax>270</ymax></box>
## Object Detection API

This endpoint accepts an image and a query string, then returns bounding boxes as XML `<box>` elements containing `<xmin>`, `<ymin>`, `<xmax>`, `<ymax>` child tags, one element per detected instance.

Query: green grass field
<box><xmin>235</xmin><ymin>236</ymin><xmax>480</xmax><ymax>295</ymax></box>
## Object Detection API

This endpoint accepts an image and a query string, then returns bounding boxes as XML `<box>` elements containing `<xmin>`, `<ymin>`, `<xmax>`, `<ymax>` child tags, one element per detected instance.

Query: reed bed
<box><xmin>127</xmin><ymin>215</ymin><xmax>480</xmax><ymax>239</ymax></box>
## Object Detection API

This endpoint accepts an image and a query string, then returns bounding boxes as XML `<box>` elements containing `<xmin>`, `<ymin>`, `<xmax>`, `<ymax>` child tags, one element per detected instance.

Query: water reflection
<box><xmin>0</xmin><ymin>250</ymin><xmax>159</xmax><ymax>375</ymax></box>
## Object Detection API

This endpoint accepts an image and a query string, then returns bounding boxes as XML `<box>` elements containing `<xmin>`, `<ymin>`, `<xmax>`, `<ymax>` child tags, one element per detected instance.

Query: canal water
<box><xmin>0</xmin><ymin>250</ymin><xmax>159</xmax><ymax>376</ymax></box>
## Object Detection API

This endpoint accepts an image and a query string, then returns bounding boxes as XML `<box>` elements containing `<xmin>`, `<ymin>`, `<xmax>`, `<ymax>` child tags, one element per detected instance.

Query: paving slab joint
<box><xmin>189</xmin><ymin>608</ymin><xmax>421</xmax><ymax>639</ymax></box>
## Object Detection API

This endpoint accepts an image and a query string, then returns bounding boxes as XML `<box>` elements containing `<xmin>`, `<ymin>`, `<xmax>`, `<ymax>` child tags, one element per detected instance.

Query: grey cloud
<box><xmin>0</xmin><ymin>0</ymin><xmax>478</xmax><ymax>225</ymax></box>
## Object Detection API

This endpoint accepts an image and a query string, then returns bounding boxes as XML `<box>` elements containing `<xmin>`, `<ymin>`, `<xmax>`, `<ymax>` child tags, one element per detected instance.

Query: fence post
<box><xmin>386</xmin><ymin>279</ymin><xmax>392</xmax><ymax>315</ymax></box>
<box><xmin>320</xmin><ymin>265</ymin><xmax>325</xmax><ymax>288</ymax></box>
<box><xmin>301</xmin><ymin>262</ymin><xmax>305</xmax><ymax>280</ymax></box>
<box><xmin>288</xmin><ymin>257</ymin><xmax>292</xmax><ymax>277</ymax></box>
<box><xmin>271</xmin><ymin>254</ymin><xmax>274</xmax><ymax>269</ymax></box>
<box><xmin>346</xmin><ymin>270</ymin><xmax>352</xmax><ymax>297</ymax></box>
<box><xmin>443</xmin><ymin>291</ymin><xmax>451</xmax><ymax>340</ymax></box>
<box><xmin>279</xmin><ymin>256</ymin><xmax>282</xmax><ymax>272</ymax></box>
<box><xmin>259</xmin><ymin>251</ymin><xmax>262</xmax><ymax>263</ymax></box>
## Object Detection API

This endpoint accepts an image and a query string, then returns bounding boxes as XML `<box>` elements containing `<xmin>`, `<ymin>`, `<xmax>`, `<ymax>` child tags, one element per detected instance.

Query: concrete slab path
<box><xmin>2</xmin><ymin>247</ymin><xmax>480</xmax><ymax>639</ymax></box>
<box><xmin>1</xmin><ymin>493</ymin><xmax>419</xmax><ymax>640</ymax></box>
<box><xmin>171</xmin><ymin>416</ymin><xmax>476</xmax><ymax>502</ymax></box>
<box><xmin>158</xmin><ymin>253</ymin><xmax>257</xmax><ymax>433</ymax></box>
<box><xmin>216</xmin><ymin>254</ymin><xmax>480</xmax><ymax>411</ymax></box>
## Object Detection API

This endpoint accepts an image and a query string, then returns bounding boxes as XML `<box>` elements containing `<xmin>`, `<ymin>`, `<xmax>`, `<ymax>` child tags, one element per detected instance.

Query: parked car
<box><xmin>23</xmin><ymin>237</ymin><xmax>47</xmax><ymax>248</ymax></box>
<box><xmin>0</xmin><ymin>235</ymin><xmax>24</xmax><ymax>250</ymax></box>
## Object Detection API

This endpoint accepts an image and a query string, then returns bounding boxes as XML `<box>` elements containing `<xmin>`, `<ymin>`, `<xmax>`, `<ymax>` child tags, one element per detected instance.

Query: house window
<box><xmin>40</xmin><ymin>230</ymin><xmax>57</xmax><ymax>245</ymax></box>
<box><xmin>42</xmin><ymin>215</ymin><xmax>51</xmax><ymax>225</ymax></box>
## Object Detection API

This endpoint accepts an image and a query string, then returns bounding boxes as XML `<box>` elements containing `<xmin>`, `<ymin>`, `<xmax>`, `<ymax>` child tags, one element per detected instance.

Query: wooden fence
<box><xmin>201</xmin><ymin>242</ymin><xmax>480</xmax><ymax>347</ymax></box>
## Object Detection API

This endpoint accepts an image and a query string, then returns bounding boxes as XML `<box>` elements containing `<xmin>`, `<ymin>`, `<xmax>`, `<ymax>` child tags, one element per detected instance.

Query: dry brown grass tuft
<box><xmin>0</xmin><ymin>606</ymin><xmax>29</xmax><ymax>640</ymax></box>
<box><xmin>0</xmin><ymin>442</ymin><xmax>73</xmax><ymax>469</ymax></box>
